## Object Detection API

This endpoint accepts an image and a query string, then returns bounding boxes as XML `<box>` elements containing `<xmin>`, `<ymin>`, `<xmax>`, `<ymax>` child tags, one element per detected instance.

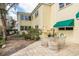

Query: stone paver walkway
<box><xmin>11</xmin><ymin>38</ymin><xmax>79</xmax><ymax>56</ymax></box>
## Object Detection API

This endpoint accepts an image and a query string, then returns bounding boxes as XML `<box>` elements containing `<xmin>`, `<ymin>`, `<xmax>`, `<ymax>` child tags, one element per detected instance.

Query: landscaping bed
<box><xmin>0</xmin><ymin>39</ymin><xmax>35</xmax><ymax>56</ymax></box>
<box><xmin>0</xmin><ymin>27</ymin><xmax>42</xmax><ymax>56</ymax></box>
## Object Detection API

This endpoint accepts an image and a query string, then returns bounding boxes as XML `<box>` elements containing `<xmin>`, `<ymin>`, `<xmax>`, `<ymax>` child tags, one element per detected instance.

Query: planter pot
<box><xmin>48</xmin><ymin>39</ymin><xmax>65</xmax><ymax>51</ymax></box>
<box><xmin>48</xmin><ymin>40</ymin><xmax>59</xmax><ymax>51</ymax></box>
<box><xmin>57</xmin><ymin>39</ymin><xmax>65</xmax><ymax>49</ymax></box>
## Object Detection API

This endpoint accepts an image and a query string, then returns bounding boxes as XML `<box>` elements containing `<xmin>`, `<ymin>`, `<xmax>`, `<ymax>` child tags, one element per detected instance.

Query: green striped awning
<box><xmin>53</xmin><ymin>19</ymin><xmax>74</xmax><ymax>28</ymax></box>
<box><xmin>76</xmin><ymin>12</ymin><xmax>79</xmax><ymax>18</ymax></box>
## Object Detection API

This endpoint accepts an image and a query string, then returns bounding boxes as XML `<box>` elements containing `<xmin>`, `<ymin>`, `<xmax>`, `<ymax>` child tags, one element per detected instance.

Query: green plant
<box><xmin>27</xmin><ymin>27</ymin><xmax>42</xmax><ymax>40</ymax></box>
<box><xmin>20</xmin><ymin>27</ymin><xmax>42</xmax><ymax>40</ymax></box>
<box><xmin>0</xmin><ymin>36</ymin><xmax>5</xmax><ymax>47</ymax></box>
<box><xmin>25</xmin><ymin>34</ymin><xmax>31</xmax><ymax>40</ymax></box>
<box><xmin>21</xmin><ymin>32</ymin><xmax>31</xmax><ymax>40</ymax></box>
<box><xmin>21</xmin><ymin>32</ymin><xmax>27</xmax><ymax>40</ymax></box>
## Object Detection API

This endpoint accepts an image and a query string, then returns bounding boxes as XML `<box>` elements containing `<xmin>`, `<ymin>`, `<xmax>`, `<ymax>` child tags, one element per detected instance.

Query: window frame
<box><xmin>66</xmin><ymin>27</ymin><xmax>73</xmax><ymax>30</ymax></box>
<box><xmin>25</xmin><ymin>26</ymin><xmax>28</xmax><ymax>30</ymax></box>
<box><xmin>20</xmin><ymin>26</ymin><xmax>24</xmax><ymax>30</ymax></box>
<box><xmin>58</xmin><ymin>27</ymin><xmax>65</xmax><ymax>30</ymax></box>
<box><xmin>58</xmin><ymin>27</ymin><xmax>73</xmax><ymax>30</ymax></box>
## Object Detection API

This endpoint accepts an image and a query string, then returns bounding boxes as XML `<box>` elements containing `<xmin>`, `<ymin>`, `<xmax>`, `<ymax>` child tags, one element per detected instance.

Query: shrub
<box><xmin>27</xmin><ymin>27</ymin><xmax>42</xmax><ymax>40</ymax></box>
<box><xmin>25</xmin><ymin>34</ymin><xmax>31</xmax><ymax>40</ymax></box>
<box><xmin>20</xmin><ymin>27</ymin><xmax>42</xmax><ymax>40</ymax></box>
<box><xmin>21</xmin><ymin>32</ymin><xmax>27</xmax><ymax>40</ymax></box>
<box><xmin>36</xmin><ymin>36</ymin><xmax>40</xmax><ymax>41</ymax></box>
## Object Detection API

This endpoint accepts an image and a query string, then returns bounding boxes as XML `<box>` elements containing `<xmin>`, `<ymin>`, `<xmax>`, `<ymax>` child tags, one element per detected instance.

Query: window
<box><xmin>20</xmin><ymin>15</ymin><xmax>24</xmax><ymax>20</ymax></box>
<box><xmin>59</xmin><ymin>3</ymin><xmax>64</xmax><ymax>9</ymax></box>
<box><xmin>20</xmin><ymin>26</ymin><xmax>24</xmax><ymax>30</ymax></box>
<box><xmin>35</xmin><ymin>11</ymin><xmax>38</xmax><ymax>18</ymax></box>
<box><xmin>35</xmin><ymin>25</ymin><xmax>39</xmax><ymax>29</ymax></box>
<box><xmin>59</xmin><ymin>27</ymin><xmax>65</xmax><ymax>30</ymax></box>
<box><xmin>59</xmin><ymin>3</ymin><xmax>72</xmax><ymax>10</ymax></box>
<box><xmin>66</xmin><ymin>27</ymin><xmax>73</xmax><ymax>30</ymax></box>
<box><xmin>66</xmin><ymin>3</ymin><xmax>71</xmax><ymax>6</ymax></box>
<box><xmin>29</xmin><ymin>16</ymin><xmax>31</xmax><ymax>21</ymax></box>
<box><xmin>20</xmin><ymin>15</ymin><xmax>30</xmax><ymax>20</ymax></box>
<box><xmin>26</xmin><ymin>26</ymin><xmax>31</xmax><ymax>30</ymax></box>
<box><xmin>59</xmin><ymin>27</ymin><xmax>73</xmax><ymax>30</ymax></box>
<box><xmin>25</xmin><ymin>16</ymin><xmax>29</xmax><ymax>20</ymax></box>
<box><xmin>25</xmin><ymin>26</ymin><xmax>28</xmax><ymax>30</ymax></box>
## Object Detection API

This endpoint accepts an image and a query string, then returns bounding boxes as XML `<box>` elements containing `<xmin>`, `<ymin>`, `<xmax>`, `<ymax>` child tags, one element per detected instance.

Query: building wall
<box><xmin>51</xmin><ymin>3</ymin><xmax>79</xmax><ymax>43</ymax></box>
<box><xmin>42</xmin><ymin>5</ymin><xmax>51</xmax><ymax>30</ymax></box>
<box><xmin>31</xmin><ymin>4</ymin><xmax>52</xmax><ymax>37</ymax></box>
<box><xmin>17</xmin><ymin>3</ymin><xmax>79</xmax><ymax>43</ymax></box>
<box><xmin>31</xmin><ymin>5</ymin><xmax>44</xmax><ymax>29</ymax></box>
<box><xmin>31</xmin><ymin>4</ymin><xmax>52</xmax><ymax>29</ymax></box>
<box><xmin>17</xmin><ymin>12</ymin><xmax>31</xmax><ymax>33</ymax></box>
<box><xmin>50</xmin><ymin>4</ymin><xmax>58</xmax><ymax>28</ymax></box>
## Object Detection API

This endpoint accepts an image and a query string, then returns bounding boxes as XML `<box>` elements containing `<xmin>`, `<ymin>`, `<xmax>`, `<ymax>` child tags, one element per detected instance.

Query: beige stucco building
<box><xmin>51</xmin><ymin>3</ymin><xmax>79</xmax><ymax>43</ymax></box>
<box><xmin>17</xmin><ymin>12</ymin><xmax>31</xmax><ymax>34</ymax></box>
<box><xmin>17</xmin><ymin>3</ymin><xmax>79</xmax><ymax>43</ymax></box>
<box><xmin>30</xmin><ymin>3</ymin><xmax>79</xmax><ymax>43</ymax></box>
<box><xmin>30</xmin><ymin>4</ymin><xmax>51</xmax><ymax>29</ymax></box>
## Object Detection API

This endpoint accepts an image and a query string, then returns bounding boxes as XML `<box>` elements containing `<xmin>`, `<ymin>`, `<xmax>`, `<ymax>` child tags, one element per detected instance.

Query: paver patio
<box><xmin>11</xmin><ymin>38</ymin><xmax>79</xmax><ymax>56</ymax></box>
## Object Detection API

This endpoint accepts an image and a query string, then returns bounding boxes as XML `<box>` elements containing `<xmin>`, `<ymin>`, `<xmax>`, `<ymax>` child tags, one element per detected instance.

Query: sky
<box><xmin>16</xmin><ymin>3</ymin><xmax>38</xmax><ymax>12</ymax></box>
<box><xmin>8</xmin><ymin>3</ymin><xmax>38</xmax><ymax>20</ymax></box>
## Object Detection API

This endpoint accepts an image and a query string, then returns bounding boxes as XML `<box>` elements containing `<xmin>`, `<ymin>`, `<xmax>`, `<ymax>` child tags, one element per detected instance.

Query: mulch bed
<box><xmin>0</xmin><ymin>39</ymin><xmax>36</xmax><ymax>56</ymax></box>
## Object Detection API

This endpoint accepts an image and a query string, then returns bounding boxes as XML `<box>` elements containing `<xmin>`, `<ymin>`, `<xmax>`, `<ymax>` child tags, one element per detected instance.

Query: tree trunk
<box><xmin>1</xmin><ymin>10</ymin><xmax>7</xmax><ymax>41</ymax></box>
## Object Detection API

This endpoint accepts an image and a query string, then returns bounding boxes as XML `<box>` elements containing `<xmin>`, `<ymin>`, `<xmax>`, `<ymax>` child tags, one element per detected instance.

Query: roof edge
<box><xmin>30</xmin><ymin>3</ymin><xmax>54</xmax><ymax>16</ymax></box>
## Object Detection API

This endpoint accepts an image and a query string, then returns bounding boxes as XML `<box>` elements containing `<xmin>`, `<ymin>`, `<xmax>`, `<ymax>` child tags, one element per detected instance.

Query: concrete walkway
<box><xmin>11</xmin><ymin>38</ymin><xmax>79</xmax><ymax>56</ymax></box>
